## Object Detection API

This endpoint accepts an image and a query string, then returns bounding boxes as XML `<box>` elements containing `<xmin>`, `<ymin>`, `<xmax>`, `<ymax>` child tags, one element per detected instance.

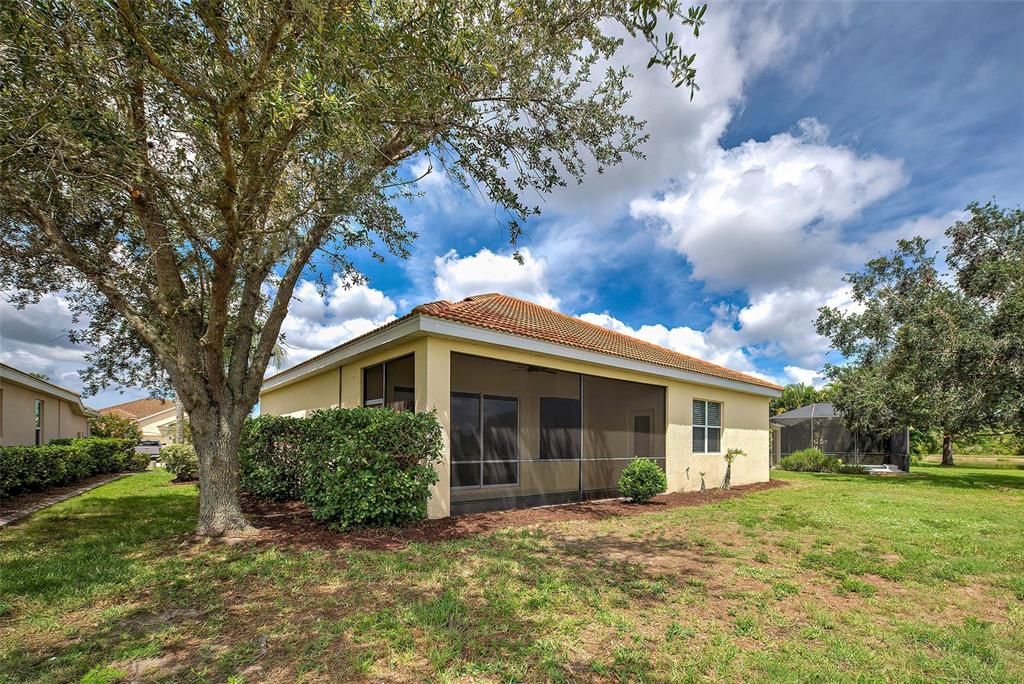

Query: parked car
<box><xmin>135</xmin><ymin>440</ymin><xmax>162</xmax><ymax>457</ymax></box>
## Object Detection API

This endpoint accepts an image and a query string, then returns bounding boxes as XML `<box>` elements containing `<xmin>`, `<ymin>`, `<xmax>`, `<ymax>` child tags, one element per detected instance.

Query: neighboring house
<box><xmin>260</xmin><ymin>293</ymin><xmax>782</xmax><ymax>517</ymax></box>
<box><xmin>770</xmin><ymin>402</ymin><xmax>910</xmax><ymax>471</ymax></box>
<box><xmin>100</xmin><ymin>397</ymin><xmax>179</xmax><ymax>443</ymax></box>
<box><xmin>0</xmin><ymin>363</ymin><xmax>98</xmax><ymax>446</ymax></box>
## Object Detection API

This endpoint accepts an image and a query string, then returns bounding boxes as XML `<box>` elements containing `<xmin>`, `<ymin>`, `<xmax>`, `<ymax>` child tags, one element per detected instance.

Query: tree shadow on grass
<box><xmin>3</xmin><ymin>523</ymin><xmax>709</xmax><ymax>683</ymax></box>
<box><xmin>813</xmin><ymin>467</ymin><xmax>1024</xmax><ymax>491</ymax></box>
<box><xmin>0</xmin><ymin>491</ymin><xmax>196</xmax><ymax>604</ymax></box>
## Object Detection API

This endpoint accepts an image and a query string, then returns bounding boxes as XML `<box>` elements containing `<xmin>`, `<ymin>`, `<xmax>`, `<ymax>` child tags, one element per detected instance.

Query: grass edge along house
<box><xmin>260</xmin><ymin>294</ymin><xmax>782</xmax><ymax>516</ymax></box>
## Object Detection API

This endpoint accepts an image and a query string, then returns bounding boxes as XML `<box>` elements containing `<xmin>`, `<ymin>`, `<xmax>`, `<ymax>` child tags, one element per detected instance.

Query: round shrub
<box><xmin>124</xmin><ymin>451</ymin><xmax>152</xmax><ymax>472</ymax></box>
<box><xmin>618</xmin><ymin>458</ymin><xmax>667</xmax><ymax>503</ymax></box>
<box><xmin>161</xmin><ymin>443</ymin><xmax>198</xmax><ymax>481</ymax></box>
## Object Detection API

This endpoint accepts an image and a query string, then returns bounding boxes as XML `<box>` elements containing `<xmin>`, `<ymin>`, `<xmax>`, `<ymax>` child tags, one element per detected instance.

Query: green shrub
<box><xmin>124</xmin><ymin>451</ymin><xmax>152</xmax><ymax>472</ymax></box>
<box><xmin>73</xmin><ymin>437</ymin><xmax>134</xmax><ymax>473</ymax></box>
<box><xmin>618</xmin><ymin>458</ymin><xmax>667</xmax><ymax>503</ymax></box>
<box><xmin>240</xmin><ymin>415</ymin><xmax>309</xmax><ymax>500</ymax></box>
<box><xmin>239</xmin><ymin>408</ymin><xmax>445</xmax><ymax>530</ymax></box>
<box><xmin>161</xmin><ymin>443</ymin><xmax>198</xmax><ymax>482</ymax></box>
<box><xmin>837</xmin><ymin>463</ymin><xmax>868</xmax><ymax>475</ymax></box>
<box><xmin>298</xmin><ymin>408</ymin><xmax>443</xmax><ymax>530</ymax></box>
<box><xmin>779</xmin><ymin>448</ymin><xmax>842</xmax><ymax>473</ymax></box>
<box><xmin>0</xmin><ymin>438</ymin><xmax>136</xmax><ymax>499</ymax></box>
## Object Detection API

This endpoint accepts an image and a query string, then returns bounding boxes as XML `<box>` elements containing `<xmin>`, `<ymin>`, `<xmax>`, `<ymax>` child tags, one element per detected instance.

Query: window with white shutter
<box><xmin>693</xmin><ymin>399</ymin><xmax>722</xmax><ymax>453</ymax></box>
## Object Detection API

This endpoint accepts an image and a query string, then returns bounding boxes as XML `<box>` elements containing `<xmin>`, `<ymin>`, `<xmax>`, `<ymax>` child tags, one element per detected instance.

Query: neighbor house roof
<box><xmin>0</xmin><ymin>363</ymin><xmax>99</xmax><ymax>417</ymax></box>
<box><xmin>264</xmin><ymin>293</ymin><xmax>782</xmax><ymax>395</ymax></box>
<box><xmin>100</xmin><ymin>397</ymin><xmax>175</xmax><ymax>420</ymax></box>
<box><xmin>413</xmin><ymin>294</ymin><xmax>781</xmax><ymax>390</ymax></box>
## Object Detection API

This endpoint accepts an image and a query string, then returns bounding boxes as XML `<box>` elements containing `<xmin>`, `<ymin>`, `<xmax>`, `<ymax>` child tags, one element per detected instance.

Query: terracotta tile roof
<box><xmin>413</xmin><ymin>294</ymin><xmax>781</xmax><ymax>391</ymax></box>
<box><xmin>100</xmin><ymin>397</ymin><xmax>175</xmax><ymax>419</ymax></box>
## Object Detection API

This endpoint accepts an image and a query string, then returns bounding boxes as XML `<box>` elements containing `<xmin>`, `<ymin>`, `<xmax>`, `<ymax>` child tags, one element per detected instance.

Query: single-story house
<box><xmin>260</xmin><ymin>293</ymin><xmax>782</xmax><ymax>516</ymax></box>
<box><xmin>770</xmin><ymin>402</ymin><xmax>910</xmax><ymax>471</ymax></box>
<box><xmin>100</xmin><ymin>397</ymin><xmax>179</xmax><ymax>443</ymax></box>
<box><xmin>0</xmin><ymin>363</ymin><xmax>98</xmax><ymax>446</ymax></box>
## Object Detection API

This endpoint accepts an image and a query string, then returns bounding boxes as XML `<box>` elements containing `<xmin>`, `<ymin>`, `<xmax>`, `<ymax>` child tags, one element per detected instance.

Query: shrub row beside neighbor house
<box><xmin>239</xmin><ymin>407</ymin><xmax>443</xmax><ymax>530</ymax></box>
<box><xmin>0</xmin><ymin>437</ymin><xmax>147</xmax><ymax>499</ymax></box>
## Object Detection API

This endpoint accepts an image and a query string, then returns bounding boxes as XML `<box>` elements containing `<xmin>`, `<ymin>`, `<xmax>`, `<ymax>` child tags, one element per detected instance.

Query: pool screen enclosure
<box><xmin>449</xmin><ymin>353</ymin><xmax>666</xmax><ymax>513</ymax></box>
<box><xmin>770</xmin><ymin>402</ymin><xmax>910</xmax><ymax>471</ymax></box>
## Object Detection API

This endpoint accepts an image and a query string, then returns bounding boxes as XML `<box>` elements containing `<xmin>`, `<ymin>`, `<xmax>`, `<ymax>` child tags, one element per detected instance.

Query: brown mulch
<box><xmin>0</xmin><ymin>472</ymin><xmax>128</xmax><ymax>520</ymax></box>
<box><xmin>240</xmin><ymin>479</ymin><xmax>787</xmax><ymax>551</ymax></box>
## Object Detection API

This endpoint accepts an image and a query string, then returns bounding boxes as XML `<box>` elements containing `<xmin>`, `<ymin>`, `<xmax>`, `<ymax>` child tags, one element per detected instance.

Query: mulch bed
<box><xmin>0</xmin><ymin>472</ymin><xmax>128</xmax><ymax>521</ymax></box>
<box><xmin>241</xmin><ymin>479</ymin><xmax>787</xmax><ymax>550</ymax></box>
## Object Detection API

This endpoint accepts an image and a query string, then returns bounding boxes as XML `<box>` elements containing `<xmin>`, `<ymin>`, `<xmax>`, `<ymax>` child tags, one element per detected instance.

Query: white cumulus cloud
<box><xmin>278</xmin><ymin>279</ymin><xmax>398</xmax><ymax>367</ymax></box>
<box><xmin>432</xmin><ymin>248</ymin><xmax>560</xmax><ymax>309</ymax></box>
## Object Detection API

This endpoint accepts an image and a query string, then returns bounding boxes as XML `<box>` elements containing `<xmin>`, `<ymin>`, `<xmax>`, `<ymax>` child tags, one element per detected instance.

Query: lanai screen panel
<box><xmin>450</xmin><ymin>353</ymin><xmax>582</xmax><ymax>510</ymax></box>
<box><xmin>449</xmin><ymin>353</ymin><xmax>667</xmax><ymax>511</ymax></box>
<box><xmin>582</xmin><ymin>376</ymin><xmax>666</xmax><ymax>495</ymax></box>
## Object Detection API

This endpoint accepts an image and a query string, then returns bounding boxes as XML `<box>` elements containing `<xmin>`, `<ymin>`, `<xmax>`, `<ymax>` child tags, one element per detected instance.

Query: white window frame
<box><xmin>34</xmin><ymin>399</ymin><xmax>44</xmax><ymax>446</ymax></box>
<box><xmin>693</xmin><ymin>399</ymin><xmax>722</xmax><ymax>454</ymax></box>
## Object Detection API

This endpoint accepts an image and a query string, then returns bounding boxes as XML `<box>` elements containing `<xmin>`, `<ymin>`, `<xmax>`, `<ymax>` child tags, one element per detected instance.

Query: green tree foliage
<box><xmin>0</xmin><ymin>0</ymin><xmax>708</xmax><ymax>535</ymax></box>
<box><xmin>89</xmin><ymin>413</ymin><xmax>142</xmax><ymax>443</ymax></box>
<box><xmin>816</xmin><ymin>202</ymin><xmax>1023</xmax><ymax>466</ymax></box>
<box><xmin>770</xmin><ymin>383</ymin><xmax>834</xmax><ymax>415</ymax></box>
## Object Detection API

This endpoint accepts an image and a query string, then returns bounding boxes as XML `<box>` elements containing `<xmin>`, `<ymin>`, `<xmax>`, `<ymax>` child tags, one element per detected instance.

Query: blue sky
<box><xmin>2</xmin><ymin>1</ymin><xmax>1022</xmax><ymax>407</ymax></box>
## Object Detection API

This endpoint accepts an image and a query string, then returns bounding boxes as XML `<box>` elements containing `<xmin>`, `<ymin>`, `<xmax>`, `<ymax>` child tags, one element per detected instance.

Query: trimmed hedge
<box><xmin>240</xmin><ymin>407</ymin><xmax>443</xmax><ymax>530</ymax></box>
<box><xmin>0</xmin><ymin>437</ymin><xmax>142</xmax><ymax>499</ymax></box>
<box><xmin>240</xmin><ymin>415</ymin><xmax>307</xmax><ymax>500</ymax></box>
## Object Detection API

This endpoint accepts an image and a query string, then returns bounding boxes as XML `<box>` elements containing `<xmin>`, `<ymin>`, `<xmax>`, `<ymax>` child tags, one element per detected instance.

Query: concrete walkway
<box><xmin>0</xmin><ymin>473</ymin><xmax>129</xmax><ymax>528</ymax></box>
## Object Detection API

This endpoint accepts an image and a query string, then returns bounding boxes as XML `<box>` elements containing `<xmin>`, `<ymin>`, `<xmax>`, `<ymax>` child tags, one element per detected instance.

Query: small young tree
<box><xmin>817</xmin><ymin>203</ymin><xmax>1022</xmax><ymax>466</ymax></box>
<box><xmin>90</xmin><ymin>413</ymin><xmax>142</xmax><ymax>443</ymax></box>
<box><xmin>721</xmin><ymin>448</ymin><xmax>744</xmax><ymax>490</ymax></box>
<box><xmin>1</xmin><ymin>1</ymin><xmax>710</xmax><ymax>535</ymax></box>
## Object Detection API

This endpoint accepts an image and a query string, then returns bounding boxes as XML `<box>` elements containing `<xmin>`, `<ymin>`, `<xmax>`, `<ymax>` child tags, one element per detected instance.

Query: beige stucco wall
<box><xmin>137</xmin><ymin>409</ymin><xmax>178</xmax><ymax>441</ymax></box>
<box><xmin>0</xmin><ymin>381</ymin><xmax>90</xmax><ymax>446</ymax></box>
<box><xmin>259</xmin><ymin>332</ymin><xmax>771</xmax><ymax>518</ymax></box>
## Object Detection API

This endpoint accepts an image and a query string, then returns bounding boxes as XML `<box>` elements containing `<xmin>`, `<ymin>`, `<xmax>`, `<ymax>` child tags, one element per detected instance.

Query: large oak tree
<box><xmin>816</xmin><ymin>203</ymin><xmax>1023</xmax><ymax>466</ymax></box>
<box><xmin>1</xmin><ymin>0</ymin><xmax>707</xmax><ymax>535</ymax></box>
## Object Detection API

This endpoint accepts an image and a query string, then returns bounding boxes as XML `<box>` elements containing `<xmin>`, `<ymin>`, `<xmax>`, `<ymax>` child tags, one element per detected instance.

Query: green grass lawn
<box><xmin>2</xmin><ymin>466</ymin><xmax>1023</xmax><ymax>683</ymax></box>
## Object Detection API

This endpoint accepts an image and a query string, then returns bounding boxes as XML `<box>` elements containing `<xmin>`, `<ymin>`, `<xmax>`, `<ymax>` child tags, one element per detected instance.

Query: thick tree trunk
<box><xmin>721</xmin><ymin>462</ymin><xmax>732</xmax><ymax>490</ymax></box>
<box><xmin>941</xmin><ymin>433</ymin><xmax>955</xmax><ymax>467</ymax></box>
<box><xmin>189</xmin><ymin>407</ymin><xmax>255</xmax><ymax>537</ymax></box>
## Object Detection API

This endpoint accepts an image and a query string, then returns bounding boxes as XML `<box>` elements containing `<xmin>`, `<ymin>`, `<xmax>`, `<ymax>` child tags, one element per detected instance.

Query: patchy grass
<box><xmin>2</xmin><ymin>465</ymin><xmax>1023</xmax><ymax>682</ymax></box>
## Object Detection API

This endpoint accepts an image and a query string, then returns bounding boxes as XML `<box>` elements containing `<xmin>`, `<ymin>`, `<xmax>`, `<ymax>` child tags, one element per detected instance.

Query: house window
<box><xmin>693</xmin><ymin>399</ymin><xmax>722</xmax><ymax>453</ymax></box>
<box><xmin>539</xmin><ymin>397</ymin><xmax>581</xmax><ymax>460</ymax></box>
<box><xmin>631</xmin><ymin>410</ymin><xmax>653</xmax><ymax>458</ymax></box>
<box><xmin>363</xmin><ymin>363</ymin><xmax>385</xmax><ymax>407</ymax></box>
<box><xmin>362</xmin><ymin>354</ymin><xmax>415</xmax><ymax>410</ymax></box>
<box><xmin>34</xmin><ymin>399</ymin><xmax>44</xmax><ymax>445</ymax></box>
<box><xmin>450</xmin><ymin>393</ymin><xmax>518</xmax><ymax>487</ymax></box>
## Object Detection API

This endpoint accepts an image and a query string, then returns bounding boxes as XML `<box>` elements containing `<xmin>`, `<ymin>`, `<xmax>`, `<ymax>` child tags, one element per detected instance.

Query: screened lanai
<box><xmin>449</xmin><ymin>353</ymin><xmax>666</xmax><ymax>513</ymax></box>
<box><xmin>770</xmin><ymin>402</ymin><xmax>910</xmax><ymax>471</ymax></box>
